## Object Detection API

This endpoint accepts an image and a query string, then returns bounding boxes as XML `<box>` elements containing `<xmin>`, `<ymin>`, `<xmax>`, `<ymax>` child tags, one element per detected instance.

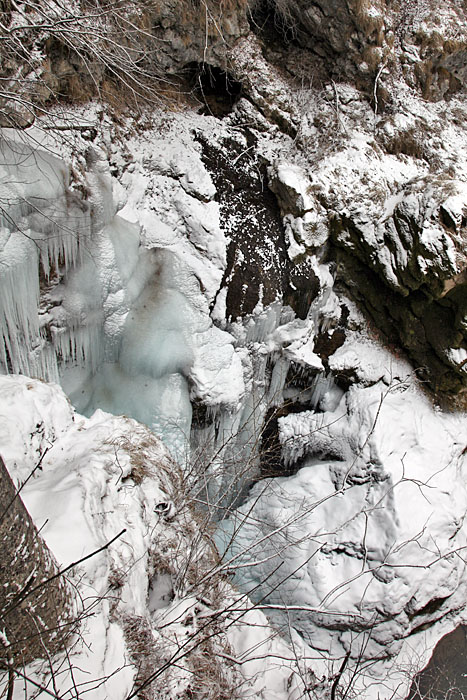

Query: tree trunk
<box><xmin>0</xmin><ymin>455</ymin><xmax>73</xmax><ymax>667</ymax></box>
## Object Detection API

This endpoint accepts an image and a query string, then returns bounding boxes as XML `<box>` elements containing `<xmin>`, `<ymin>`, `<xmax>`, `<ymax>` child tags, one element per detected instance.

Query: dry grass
<box><xmin>384</xmin><ymin>126</ymin><xmax>427</xmax><ymax>160</ymax></box>
<box><xmin>123</xmin><ymin>615</ymin><xmax>165</xmax><ymax>700</ymax></box>
<box><xmin>122</xmin><ymin>614</ymin><xmax>240</xmax><ymax>700</ymax></box>
<box><xmin>183</xmin><ymin>637</ymin><xmax>240</xmax><ymax>700</ymax></box>
<box><xmin>106</xmin><ymin>422</ymin><xmax>182</xmax><ymax>488</ymax></box>
<box><xmin>355</xmin><ymin>4</ymin><xmax>385</xmax><ymax>47</ymax></box>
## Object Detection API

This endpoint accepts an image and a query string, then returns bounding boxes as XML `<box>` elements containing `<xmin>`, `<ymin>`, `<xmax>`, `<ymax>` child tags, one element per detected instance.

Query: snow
<box><xmin>0</xmin><ymin>374</ymin><xmax>320</xmax><ymax>700</ymax></box>
<box><xmin>269</xmin><ymin>162</ymin><xmax>315</xmax><ymax>214</ymax></box>
<box><xmin>446</xmin><ymin>347</ymin><xmax>467</xmax><ymax>369</ymax></box>
<box><xmin>328</xmin><ymin>329</ymin><xmax>412</xmax><ymax>385</ymax></box>
<box><xmin>217</xmin><ymin>369</ymin><xmax>467</xmax><ymax>697</ymax></box>
<box><xmin>1</xmin><ymin>78</ymin><xmax>467</xmax><ymax>700</ymax></box>
<box><xmin>226</xmin><ymin>605</ymin><xmax>312</xmax><ymax>700</ymax></box>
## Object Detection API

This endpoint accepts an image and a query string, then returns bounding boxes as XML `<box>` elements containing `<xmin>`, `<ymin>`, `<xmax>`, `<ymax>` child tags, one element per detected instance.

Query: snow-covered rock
<box><xmin>218</xmin><ymin>364</ymin><xmax>467</xmax><ymax>698</ymax></box>
<box><xmin>0</xmin><ymin>374</ymin><xmax>313</xmax><ymax>700</ymax></box>
<box><xmin>2</xmin><ymin>2</ymin><xmax>467</xmax><ymax>695</ymax></box>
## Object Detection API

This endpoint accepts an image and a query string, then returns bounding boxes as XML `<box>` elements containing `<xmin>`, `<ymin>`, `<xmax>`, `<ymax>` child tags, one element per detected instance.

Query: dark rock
<box><xmin>333</xmin><ymin>245</ymin><xmax>467</xmax><ymax>394</ymax></box>
<box><xmin>407</xmin><ymin>625</ymin><xmax>467</xmax><ymax>700</ymax></box>
<box><xmin>198</xmin><ymin>131</ymin><xmax>319</xmax><ymax>320</ymax></box>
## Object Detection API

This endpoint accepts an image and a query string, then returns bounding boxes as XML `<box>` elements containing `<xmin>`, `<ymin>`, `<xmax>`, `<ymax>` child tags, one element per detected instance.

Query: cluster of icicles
<box><xmin>0</xmin><ymin>138</ymin><xmax>93</xmax><ymax>381</ymax></box>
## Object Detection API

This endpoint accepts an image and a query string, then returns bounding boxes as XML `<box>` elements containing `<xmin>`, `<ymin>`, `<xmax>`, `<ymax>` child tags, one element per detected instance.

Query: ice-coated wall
<box><xmin>2</xmin><ymin>108</ymin><xmax>467</xmax><ymax>700</ymax></box>
<box><xmin>0</xmin><ymin>136</ymin><xmax>89</xmax><ymax>381</ymax></box>
<box><xmin>0</xmin><ymin>129</ymin><xmax>244</xmax><ymax>462</ymax></box>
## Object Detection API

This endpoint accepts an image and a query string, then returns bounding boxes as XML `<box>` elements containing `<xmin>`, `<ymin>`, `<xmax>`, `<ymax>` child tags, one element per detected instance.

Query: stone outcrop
<box><xmin>249</xmin><ymin>0</ymin><xmax>467</xmax><ymax>102</ymax></box>
<box><xmin>266</xmin><ymin>79</ymin><xmax>467</xmax><ymax>397</ymax></box>
<box><xmin>330</xmin><ymin>177</ymin><xmax>467</xmax><ymax>394</ymax></box>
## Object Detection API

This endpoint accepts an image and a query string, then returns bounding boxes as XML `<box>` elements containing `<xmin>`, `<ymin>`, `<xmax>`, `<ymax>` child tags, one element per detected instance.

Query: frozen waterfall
<box><xmin>0</xmin><ymin>133</ymin><xmax>243</xmax><ymax>464</ymax></box>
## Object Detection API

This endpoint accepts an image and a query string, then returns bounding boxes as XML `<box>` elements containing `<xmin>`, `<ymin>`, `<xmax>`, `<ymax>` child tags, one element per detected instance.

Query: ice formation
<box><xmin>0</xmin><ymin>123</ymin><xmax>244</xmax><ymax>461</ymax></box>
<box><xmin>1</xmin><ymin>95</ymin><xmax>467</xmax><ymax>700</ymax></box>
<box><xmin>0</xmin><ymin>136</ymin><xmax>89</xmax><ymax>380</ymax></box>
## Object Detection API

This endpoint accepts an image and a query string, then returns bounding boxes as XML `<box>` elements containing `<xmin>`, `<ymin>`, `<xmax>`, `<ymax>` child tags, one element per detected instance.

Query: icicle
<box><xmin>22</xmin><ymin>338</ymin><xmax>60</xmax><ymax>384</ymax></box>
<box><xmin>52</xmin><ymin>324</ymin><xmax>103</xmax><ymax>374</ymax></box>
<box><xmin>245</xmin><ymin>302</ymin><xmax>283</xmax><ymax>343</ymax></box>
<box><xmin>267</xmin><ymin>355</ymin><xmax>290</xmax><ymax>406</ymax></box>
<box><xmin>36</xmin><ymin>197</ymin><xmax>91</xmax><ymax>280</ymax></box>
<box><xmin>307</xmin><ymin>372</ymin><xmax>343</xmax><ymax>411</ymax></box>
<box><xmin>37</xmin><ymin>343</ymin><xmax>60</xmax><ymax>384</ymax></box>
<box><xmin>0</xmin><ymin>233</ymin><xmax>40</xmax><ymax>375</ymax></box>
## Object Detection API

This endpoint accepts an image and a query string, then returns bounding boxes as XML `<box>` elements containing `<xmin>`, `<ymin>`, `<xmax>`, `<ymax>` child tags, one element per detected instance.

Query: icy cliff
<box><xmin>1</xmin><ymin>0</ymin><xmax>467</xmax><ymax>697</ymax></box>
<box><xmin>0</xmin><ymin>122</ymin><xmax>245</xmax><ymax>462</ymax></box>
<box><xmin>1</xmin><ymin>101</ymin><xmax>466</xmax><ymax>699</ymax></box>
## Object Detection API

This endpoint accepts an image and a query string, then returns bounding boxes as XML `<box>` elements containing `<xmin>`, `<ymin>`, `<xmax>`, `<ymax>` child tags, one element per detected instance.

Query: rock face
<box><xmin>250</xmin><ymin>0</ymin><xmax>467</xmax><ymax>102</ymax></box>
<box><xmin>0</xmin><ymin>0</ymin><xmax>250</xmax><ymax>123</ymax></box>
<box><xmin>265</xmin><ymin>85</ymin><xmax>467</xmax><ymax>396</ymax></box>
<box><xmin>330</xmin><ymin>175</ymin><xmax>467</xmax><ymax>394</ymax></box>
<box><xmin>197</xmin><ymin>130</ymin><xmax>290</xmax><ymax>318</ymax></box>
<box><xmin>2</xmin><ymin>0</ymin><xmax>467</xmax><ymax>118</ymax></box>
<box><xmin>149</xmin><ymin>0</ymin><xmax>250</xmax><ymax>73</ymax></box>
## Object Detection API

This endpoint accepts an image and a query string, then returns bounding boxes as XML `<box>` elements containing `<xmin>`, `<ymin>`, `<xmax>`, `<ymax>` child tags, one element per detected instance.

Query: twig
<box><xmin>373</xmin><ymin>62</ymin><xmax>387</xmax><ymax>133</ymax></box>
<box><xmin>331</xmin><ymin>650</ymin><xmax>350</xmax><ymax>700</ymax></box>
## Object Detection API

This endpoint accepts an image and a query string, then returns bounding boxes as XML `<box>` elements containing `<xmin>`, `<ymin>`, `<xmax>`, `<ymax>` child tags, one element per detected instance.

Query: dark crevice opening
<box><xmin>183</xmin><ymin>62</ymin><xmax>242</xmax><ymax>118</ymax></box>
